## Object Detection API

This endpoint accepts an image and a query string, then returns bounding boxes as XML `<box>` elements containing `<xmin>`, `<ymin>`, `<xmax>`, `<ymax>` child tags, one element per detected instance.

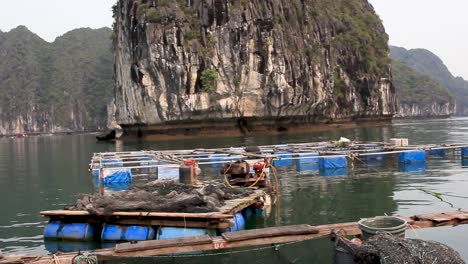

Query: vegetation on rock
<box><xmin>390</xmin><ymin>46</ymin><xmax>468</xmax><ymax>114</ymax></box>
<box><xmin>391</xmin><ymin>59</ymin><xmax>453</xmax><ymax>105</ymax></box>
<box><xmin>0</xmin><ymin>26</ymin><xmax>113</xmax><ymax>133</ymax></box>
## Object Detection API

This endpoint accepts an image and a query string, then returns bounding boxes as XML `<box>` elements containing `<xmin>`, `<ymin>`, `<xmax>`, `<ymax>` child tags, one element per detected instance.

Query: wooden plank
<box><xmin>221</xmin><ymin>224</ymin><xmax>319</xmax><ymax>242</ymax></box>
<box><xmin>413</xmin><ymin>211</ymin><xmax>468</xmax><ymax>222</ymax></box>
<box><xmin>115</xmin><ymin>235</ymin><xmax>213</xmax><ymax>253</ymax></box>
<box><xmin>40</xmin><ymin>210</ymin><xmax>233</xmax><ymax>219</ymax></box>
<box><xmin>114</xmin><ymin>219</ymin><xmax>233</xmax><ymax>229</ymax></box>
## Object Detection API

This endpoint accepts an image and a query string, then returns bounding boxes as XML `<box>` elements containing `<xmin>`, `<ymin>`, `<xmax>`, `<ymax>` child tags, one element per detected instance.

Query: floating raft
<box><xmin>5</xmin><ymin>210</ymin><xmax>468</xmax><ymax>264</ymax></box>
<box><xmin>41</xmin><ymin>189</ymin><xmax>268</xmax><ymax>230</ymax></box>
<box><xmin>90</xmin><ymin>140</ymin><xmax>468</xmax><ymax>182</ymax></box>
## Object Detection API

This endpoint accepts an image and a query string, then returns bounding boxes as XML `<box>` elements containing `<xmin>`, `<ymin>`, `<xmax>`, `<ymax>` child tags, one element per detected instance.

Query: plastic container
<box><xmin>321</xmin><ymin>156</ymin><xmax>347</xmax><ymax>169</ymax></box>
<box><xmin>428</xmin><ymin>149</ymin><xmax>445</xmax><ymax>156</ymax></box>
<box><xmin>157</xmin><ymin>227</ymin><xmax>212</xmax><ymax>240</ymax></box>
<box><xmin>273</xmin><ymin>152</ymin><xmax>293</xmax><ymax>167</ymax></box>
<box><xmin>101</xmin><ymin>224</ymin><xmax>156</xmax><ymax>241</ymax></box>
<box><xmin>398</xmin><ymin>151</ymin><xmax>426</xmax><ymax>164</ymax></box>
<box><xmin>365</xmin><ymin>150</ymin><xmax>385</xmax><ymax>161</ymax></box>
<box><xmin>209</xmin><ymin>154</ymin><xmax>231</xmax><ymax>169</ymax></box>
<box><xmin>358</xmin><ymin>216</ymin><xmax>407</xmax><ymax>241</ymax></box>
<box><xmin>44</xmin><ymin>240</ymin><xmax>100</xmax><ymax>253</ymax></box>
<box><xmin>229</xmin><ymin>212</ymin><xmax>246</xmax><ymax>232</ymax></box>
<box><xmin>44</xmin><ymin>222</ymin><xmax>95</xmax><ymax>241</ymax></box>
<box><xmin>462</xmin><ymin>148</ymin><xmax>468</xmax><ymax>159</ymax></box>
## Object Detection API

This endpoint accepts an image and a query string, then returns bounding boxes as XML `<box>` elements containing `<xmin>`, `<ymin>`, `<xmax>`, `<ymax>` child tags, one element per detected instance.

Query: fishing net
<box><xmin>355</xmin><ymin>233</ymin><xmax>465</xmax><ymax>264</ymax></box>
<box><xmin>65</xmin><ymin>181</ymin><xmax>253</xmax><ymax>214</ymax></box>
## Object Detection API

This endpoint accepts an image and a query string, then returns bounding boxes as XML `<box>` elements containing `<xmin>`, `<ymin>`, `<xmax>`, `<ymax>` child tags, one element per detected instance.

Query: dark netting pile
<box><xmin>355</xmin><ymin>233</ymin><xmax>465</xmax><ymax>264</ymax></box>
<box><xmin>65</xmin><ymin>181</ymin><xmax>254</xmax><ymax>214</ymax></box>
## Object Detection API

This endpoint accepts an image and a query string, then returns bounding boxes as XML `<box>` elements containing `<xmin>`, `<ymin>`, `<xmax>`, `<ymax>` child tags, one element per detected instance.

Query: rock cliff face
<box><xmin>112</xmin><ymin>0</ymin><xmax>397</xmax><ymax>135</ymax></box>
<box><xmin>396</xmin><ymin>103</ymin><xmax>453</xmax><ymax>118</ymax></box>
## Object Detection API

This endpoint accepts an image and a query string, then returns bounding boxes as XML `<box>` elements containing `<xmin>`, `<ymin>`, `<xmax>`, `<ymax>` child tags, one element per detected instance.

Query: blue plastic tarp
<box><xmin>102</xmin><ymin>169</ymin><xmax>132</xmax><ymax>184</ymax></box>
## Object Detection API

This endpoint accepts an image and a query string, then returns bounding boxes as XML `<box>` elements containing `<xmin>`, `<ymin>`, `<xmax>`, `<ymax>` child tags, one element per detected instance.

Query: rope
<box><xmin>72</xmin><ymin>252</ymin><xmax>98</xmax><ymax>264</ymax></box>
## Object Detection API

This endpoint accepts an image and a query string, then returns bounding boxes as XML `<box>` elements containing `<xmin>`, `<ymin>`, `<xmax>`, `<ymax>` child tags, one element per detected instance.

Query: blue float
<box><xmin>209</xmin><ymin>154</ymin><xmax>231</xmax><ymax>169</ymax></box>
<box><xmin>399</xmin><ymin>162</ymin><xmax>426</xmax><ymax>174</ymax></box>
<box><xmin>428</xmin><ymin>149</ymin><xmax>445</xmax><ymax>156</ymax></box>
<box><xmin>273</xmin><ymin>152</ymin><xmax>293</xmax><ymax>167</ymax></box>
<box><xmin>157</xmin><ymin>227</ymin><xmax>212</xmax><ymax>240</ymax></box>
<box><xmin>398</xmin><ymin>151</ymin><xmax>426</xmax><ymax>164</ymax></box>
<box><xmin>44</xmin><ymin>241</ymin><xmax>100</xmax><ymax>253</ymax></box>
<box><xmin>101</xmin><ymin>224</ymin><xmax>156</xmax><ymax>241</ymax></box>
<box><xmin>229</xmin><ymin>212</ymin><xmax>246</xmax><ymax>232</ymax></box>
<box><xmin>365</xmin><ymin>150</ymin><xmax>385</xmax><ymax>161</ymax></box>
<box><xmin>321</xmin><ymin>156</ymin><xmax>347</xmax><ymax>169</ymax></box>
<box><xmin>296</xmin><ymin>153</ymin><xmax>320</xmax><ymax>172</ymax></box>
<box><xmin>44</xmin><ymin>222</ymin><xmax>96</xmax><ymax>241</ymax></box>
<box><xmin>462</xmin><ymin>148</ymin><xmax>468</xmax><ymax>159</ymax></box>
<box><xmin>462</xmin><ymin>159</ymin><xmax>468</xmax><ymax>167</ymax></box>
<box><xmin>321</xmin><ymin>168</ymin><xmax>348</xmax><ymax>177</ymax></box>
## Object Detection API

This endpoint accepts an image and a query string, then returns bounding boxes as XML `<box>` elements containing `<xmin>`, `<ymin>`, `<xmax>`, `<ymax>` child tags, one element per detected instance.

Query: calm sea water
<box><xmin>1</xmin><ymin>118</ymin><xmax>468</xmax><ymax>263</ymax></box>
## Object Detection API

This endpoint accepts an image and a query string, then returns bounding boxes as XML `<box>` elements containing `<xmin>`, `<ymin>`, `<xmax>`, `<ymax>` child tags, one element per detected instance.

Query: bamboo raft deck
<box><xmin>40</xmin><ymin>189</ymin><xmax>268</xmax><ymax>229</ymax></box>
<box><xmin>3</xmin><ymin>210</ymin><xmax>468</xmax><ymax>264</ymax></box>
<box><xmin>89</xmin><ymin>140</ymin><xmax>468</xmax><ymax>175</ymax></box>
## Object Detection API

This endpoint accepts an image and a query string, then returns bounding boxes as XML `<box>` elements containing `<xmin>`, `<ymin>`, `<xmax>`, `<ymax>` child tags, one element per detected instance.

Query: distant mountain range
<box><xmin>0</xmin><ymin>26</ymin><xmax>113</xmax><ymax>134</ymax></box>
<box><xmin>390</xmin><ymin>46</ymin><xmax>468</xmax><ymax>116</ymax></box>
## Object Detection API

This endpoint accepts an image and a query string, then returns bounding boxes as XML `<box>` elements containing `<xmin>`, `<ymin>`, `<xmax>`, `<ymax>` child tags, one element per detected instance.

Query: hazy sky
<box><xmin>0</xmin><ymin>0</ymin><xmax>466</xmax><ymax>79</ymax></box>
<box><xmin>369</xmin><ymin>0</ymin><xmax>468</xmax><ymax>79</ymax></box>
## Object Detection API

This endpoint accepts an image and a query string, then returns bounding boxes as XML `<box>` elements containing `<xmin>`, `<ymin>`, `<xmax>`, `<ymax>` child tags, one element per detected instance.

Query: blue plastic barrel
<box><xmin>44</xmin><ymin>222</ymin><xmax>95</xmax><ymax>241</ymax></box>
<box><xmin>296</xmin><ymin>153</ymin><xmax>320</xmax><ymax>172</ymax></box>
<box><xmin>321</xmin><ymin>156</ymin><xmax>347</xmax><ymax>169</ymax></box>
<box><xmin>428</xmin><ymin>149</ymin><xmax>445</xmax><ymax>156</ymax></box>
<box><xmin>209</xmin><ymin>154</ymin><xmax>231</xmax><ymax>169</ymax></box>
<box><xmin>101</xmin><ymin>224</ymin><xmax>156</xmax><ymax>241</ymax></box>
<box><xmin>229</xmin><ymin>212</ymin><xmax>246</xmax><ymax>232</ymax></box>
<box><xmin>398</xmin><ymin>151</ymin><xmax>426</xmax><ymax>164</ymax></box>
<box><xmin>273</xmin><ymin>152</ymin><xmax>293</xmax><ymax>167</ymax></box>
<box><xmin>44</xmin><ymin>240</ymin><xmax>99</xmax><ymax>253</ymax></box>
<box><xmin>365</xmin><ymin>150</ymin><xmax>385</xmax><ymax>161</ymax></box>
<box><xmin>462</xmin><ymin>148</ymin><xmax>468</xmax><ymax>159</ymax></box>
<box><xmin>157</xmin><ymin>227</ymin><xmax>212</xmax><ymax>240</ymax></box>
